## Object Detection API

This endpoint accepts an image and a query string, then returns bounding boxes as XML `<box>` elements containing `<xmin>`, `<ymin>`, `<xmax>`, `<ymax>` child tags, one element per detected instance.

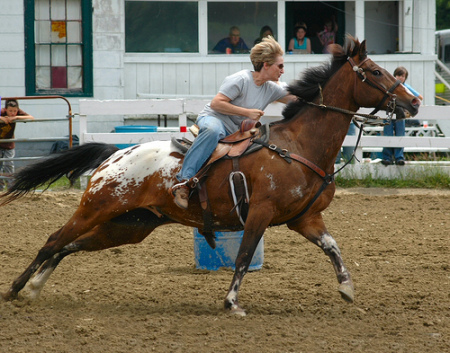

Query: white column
<box><xmin>355</xmin><ymin>0</ymin><xmax>365</xmax><ymax>41</ymax></box>
<box><xmin>277</xmin><ymin>1</ymin><xmax>286</xmax><ymax>52</ymax></box>
<box><xmin>401</xmin><ymin>0</ymin><xmax>414</xmax><ymax>52</ymax></box>
<box><xmin>198</xmin><ymin>0</ymin><xmax>208</xmax><ymax>56</ymax></box>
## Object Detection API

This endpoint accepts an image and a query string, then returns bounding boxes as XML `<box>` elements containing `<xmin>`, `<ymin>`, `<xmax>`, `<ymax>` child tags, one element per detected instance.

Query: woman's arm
<box><xmin>276</xmin><ymin>94</ymin><xmax>297</xmax><ymax>104</ymax></box>
<box><xmin>307</xmin><ymin>38</ymin><xmax>312</xmax><ymax>54</ymax></box>
<box><xmin>287</xmin><ymin>38</ymin><xmax>295</xmax><ymax>51</ymax></box>
<box><xmin>210</xmin><ymin>93</ymin><xmax>264</xmax><ymax>121</ymax></box>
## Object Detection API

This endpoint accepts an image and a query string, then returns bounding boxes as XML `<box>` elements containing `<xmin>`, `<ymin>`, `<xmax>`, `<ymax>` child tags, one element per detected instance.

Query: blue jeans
<box><xmin>0</xmin><ymin>148</ymin><xmax>14</xmax><ymax>189</ymax></box>
<box><xmin>176</xmin><ymin>115</ymin><xmax>229</xmax><ymax>181</ymax></box>
<box><xmin>382</xmin><ymin>119</ymin><xmax>405</xmax><ymax>161</ymax></box>
<box><xmin>335</xmin><ymin>122</ymin><xmax>356</xmax><ymax>163</ymax></box>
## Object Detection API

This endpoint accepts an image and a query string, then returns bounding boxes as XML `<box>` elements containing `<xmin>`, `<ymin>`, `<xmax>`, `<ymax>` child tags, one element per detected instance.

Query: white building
<box><xmin>0</xmin><ymin>0</ymin><xmax>437</xmax><ymax>151</ymax></box>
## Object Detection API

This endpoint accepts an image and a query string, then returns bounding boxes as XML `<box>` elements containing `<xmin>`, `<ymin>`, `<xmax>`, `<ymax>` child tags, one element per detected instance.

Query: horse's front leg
<box><xmin>288</xmin><ymin>214</ymin><xmax>354</xmax><ymax>303</ymax></box>
<box><xmin>224</xmin><ymin>208</ymin><xmax>272</xmax><ymax>316</ymax></box>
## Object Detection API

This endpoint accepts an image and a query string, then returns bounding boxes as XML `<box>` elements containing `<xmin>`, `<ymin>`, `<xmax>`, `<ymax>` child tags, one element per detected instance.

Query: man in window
<box><xmin>213</xmin><ymin>26</ymin><xmax>249</xmax><ymax>54</ymax></box>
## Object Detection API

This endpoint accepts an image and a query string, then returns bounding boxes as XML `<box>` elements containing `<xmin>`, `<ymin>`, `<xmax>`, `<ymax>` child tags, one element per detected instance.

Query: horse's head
<box><xmin>283</xmin><ymin>36</ymin><xmax>421</xmax><ymax>121</ymax></box>
<box><xmin>336</xmin><ymin>37</ymin><xmax>421</xmax><ymax>118</ymax></box>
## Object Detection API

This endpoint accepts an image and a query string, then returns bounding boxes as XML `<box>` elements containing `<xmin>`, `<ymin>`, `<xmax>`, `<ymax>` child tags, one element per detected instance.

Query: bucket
<box><xmin>193</xmin><ymin>228</ymin><xmax>264</xmax><ymax>271</ymax></box>
<box><xmin>114</xmin><ymin>125</ymin><xmax>158</xmax><ymax>149</ymax></box>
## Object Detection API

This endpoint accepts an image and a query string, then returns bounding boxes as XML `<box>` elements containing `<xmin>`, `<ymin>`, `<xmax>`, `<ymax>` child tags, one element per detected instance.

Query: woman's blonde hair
<box><xmin>250</xmin><ymin>36</ymin><xmax>283</xmax><ymax>72</ymax></box>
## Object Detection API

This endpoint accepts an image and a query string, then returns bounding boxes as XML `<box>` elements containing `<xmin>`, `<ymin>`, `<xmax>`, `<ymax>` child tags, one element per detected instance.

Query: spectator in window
<box><xmin>254</xmin><ymin>25</ymin><xmax>274</xmax><ymax>45</ymax></box>
<box><xmin>213</xmin><ymin>26</ymin><xmax>249</xmax><ymax>54</ymax></box>
<box><xmin>288</xmin><ymin>22</ymin><xmax>312</xmax><ymax>54</ymax></box>
<box><xmin>317</xmin><ymin>16</ymin><xmax>338</xmax><ymax>54</ymax></box>
<box><xmin>381</xmin><ymin>67</ymin><xmax>423</xmax><ymax>166</ymax></box>
<box><xmin>0</xmin><ymin>99</ymin><xmax>34</xmax><ymax>190</ymax></box>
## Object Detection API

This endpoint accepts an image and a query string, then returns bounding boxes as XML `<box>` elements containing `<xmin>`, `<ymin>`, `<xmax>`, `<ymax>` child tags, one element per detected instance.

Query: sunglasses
<box><xmin>276</xmin><ymin>64</ymin><xmax>284</xmax><ymax>69</ymax></box>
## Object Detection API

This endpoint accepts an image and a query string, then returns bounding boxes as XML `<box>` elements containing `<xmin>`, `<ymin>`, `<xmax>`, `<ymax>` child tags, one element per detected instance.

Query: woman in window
<box><xmin>288</xmin><ymin>22</ymin><xmax>312</xmax><ymax>54</ymax></box>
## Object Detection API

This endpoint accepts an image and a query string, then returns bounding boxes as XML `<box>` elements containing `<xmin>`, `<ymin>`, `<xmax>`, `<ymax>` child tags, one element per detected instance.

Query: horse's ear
<box><xmin>359</xmin><ymin>40</ymin><xmax>367</xmax><ymax>59</ymax></box>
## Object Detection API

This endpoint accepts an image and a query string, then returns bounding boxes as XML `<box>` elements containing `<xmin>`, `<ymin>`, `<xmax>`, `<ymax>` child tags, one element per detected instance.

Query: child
<box><xmin>0</xmin><ymin>99</ymin><xmax>34</xmax><ymax>189</ymax></box>
<box><xmin>288</xmin><ymin>22</ymin><xmax>311</xmax><ymax>54</ymax></box>
<box><xmin>318</xmin><ymin>17</ymin><xmax>338</xmax><ymax>54</ymax></box>
<box><xmin>381</xmin><ymin>67</ymin><xmax>423</xmax><ymax>166</ymax></box>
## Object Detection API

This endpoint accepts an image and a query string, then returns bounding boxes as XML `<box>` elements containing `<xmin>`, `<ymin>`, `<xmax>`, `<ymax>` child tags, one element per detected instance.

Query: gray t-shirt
<box><xmin>198</xmin><ymin>70</ymin><xmax>287</xmax><ymax>133</ymax></box>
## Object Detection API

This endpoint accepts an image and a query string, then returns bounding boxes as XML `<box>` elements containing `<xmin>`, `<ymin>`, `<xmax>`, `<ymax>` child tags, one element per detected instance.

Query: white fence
<box><xmin>79</xmin><ymin>99</ymin><xmax>450</xmax><ymax>179</ymax></box>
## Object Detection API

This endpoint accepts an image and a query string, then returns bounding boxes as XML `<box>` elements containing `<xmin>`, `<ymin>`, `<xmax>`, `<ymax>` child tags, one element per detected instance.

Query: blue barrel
<box><xmin>114</xmin><ymin>125</ymin><xmax>158</xmax><ymax>149</ymax></box>
<box><xmin>193</xmin><ymin>229</ymin><xmax>264</xmax><ymax>271</ymax></box>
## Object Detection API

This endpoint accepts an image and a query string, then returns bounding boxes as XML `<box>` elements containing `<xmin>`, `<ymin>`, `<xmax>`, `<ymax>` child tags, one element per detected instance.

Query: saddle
<box><xmin>173</xmin><ymin>120</ymin><xmax>269</xmax><ymax>159</ymax></box>
<box><xmin>171</xmin><ymin>120</ymin><xmax>270</xmax><ymax>249</ymax></box>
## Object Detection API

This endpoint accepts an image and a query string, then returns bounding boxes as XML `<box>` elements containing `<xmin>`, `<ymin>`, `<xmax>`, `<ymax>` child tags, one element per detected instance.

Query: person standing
<box><xmin>381</xmin><ymin>67</ymin><xmax>423</xmax><ymax>166</ymax></box>
<box><xmin>171</xmin><ymin>36</ymin><xmax>296</xmax><ymax>209</ymax></box>
<box><xmin>0</xmin><ymin>99</ymin><xmax>34</xmax><ymax>189</ymax></box>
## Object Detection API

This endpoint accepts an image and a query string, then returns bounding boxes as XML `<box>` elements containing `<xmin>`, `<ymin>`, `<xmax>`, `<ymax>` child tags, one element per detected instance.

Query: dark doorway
<box><xmin>285</xmin><ymin>1</ymin><xmax>345</xmax><ymax>54</ymax></box>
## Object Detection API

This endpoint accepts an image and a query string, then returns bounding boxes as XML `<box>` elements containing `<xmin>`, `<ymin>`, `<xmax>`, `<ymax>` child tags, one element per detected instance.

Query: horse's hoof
<box><xmin>224</xmin><ymin>300</ymin><xmax>247</xmax><ymax>316</ymax></box>
<box><xmin>1</xmin><ymin>290</ymin><xmax>16</xmax><ymax>302</ymax></box>
<box><xmin>338</xmin><ymin>282</ymin><xmax>354</xmax><ymax>303</ymax></box>
<box><xmin>229</xmin><ymin>304</ymin><xmax>247</xmax><ymax>317</ymax></box>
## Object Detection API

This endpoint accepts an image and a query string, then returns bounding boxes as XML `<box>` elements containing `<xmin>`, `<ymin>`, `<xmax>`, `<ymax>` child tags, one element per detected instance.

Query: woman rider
<box><xmin>171</xmin><ymin>36</ymin><xmax>296</xmax><ymax>209</ymax></box>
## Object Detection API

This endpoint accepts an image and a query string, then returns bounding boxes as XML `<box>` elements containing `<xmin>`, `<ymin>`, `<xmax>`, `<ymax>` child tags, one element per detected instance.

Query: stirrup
<box><xmin>170</xmin><ymin>181</ymin><xmax>190</xmax><ymax>209</ymax></box>
<box><xmin>171</xmin><ymin>180</ymin><xmax>189</xmax><ymax>193</ymax></box>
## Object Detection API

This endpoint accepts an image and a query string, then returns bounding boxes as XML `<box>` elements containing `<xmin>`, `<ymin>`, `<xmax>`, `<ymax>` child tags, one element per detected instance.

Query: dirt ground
<box><xmin>0</xmin><ymin>188</ymin><xmax>449</xmax><ymax>353</ymax></box>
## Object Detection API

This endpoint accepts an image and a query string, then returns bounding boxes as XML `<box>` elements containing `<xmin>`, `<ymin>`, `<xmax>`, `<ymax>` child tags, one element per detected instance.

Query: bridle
<box><xmin>347</xmin><ymin>56</ymin><xmax>401</xmax><ymax>124</ymax></box>
<box><xmin>297</xmin><ymin>56</ymin><xmax>402</xmax><ymax>127</ymax></box>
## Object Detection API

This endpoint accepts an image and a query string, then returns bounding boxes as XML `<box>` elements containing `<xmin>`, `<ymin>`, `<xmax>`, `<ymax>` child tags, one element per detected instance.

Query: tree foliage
<box><xmin>436</xmin><ymin>0</ymin><xmax>450</xmax><ymax>30</ymax></box>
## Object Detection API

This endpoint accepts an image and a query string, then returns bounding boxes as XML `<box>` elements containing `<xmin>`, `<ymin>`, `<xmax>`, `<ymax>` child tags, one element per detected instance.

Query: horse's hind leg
<box><xmin>25</xmin><ymin>247</ymin><xmax>74</xmax><ymax>300</ymax></box>
<box><xmin>288</xmin><ymin>214</ymin><xmax>354</xmax><ymax>303</ymax></box>
<box><xmin>1</xmin><ymin>227</ymin><xmax>66</xmax><ymax>301</ymax></box>
<box><xmin>2</xmin><ymin>206</ymin><xmax>118</xmax><ymax>301</ymax></box>
<box><xmin>25</xmin><ymin>209</ymin><xmax>169</xmax><ymax>300</ymax></box>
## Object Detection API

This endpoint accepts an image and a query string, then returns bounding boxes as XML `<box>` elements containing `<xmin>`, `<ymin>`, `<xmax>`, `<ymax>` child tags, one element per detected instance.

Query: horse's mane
<box><xmin>282</xmin><ymin>35</ymin><xmax>366</xmax><ymax>120</ymax></box>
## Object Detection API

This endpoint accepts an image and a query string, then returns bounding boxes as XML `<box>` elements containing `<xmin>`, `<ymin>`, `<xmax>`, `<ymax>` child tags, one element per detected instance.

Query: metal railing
<box><xmin>0</xmin><ymin>95</ymin><xmax>74</xmax><ymax>178</ymax></box>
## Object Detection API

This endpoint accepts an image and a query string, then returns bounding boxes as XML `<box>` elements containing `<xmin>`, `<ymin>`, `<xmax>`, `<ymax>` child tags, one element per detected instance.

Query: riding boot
<box><xmin>171</xmin><ymin>181</ymin><xmax>190</xmax><ymax>209</ymax></box>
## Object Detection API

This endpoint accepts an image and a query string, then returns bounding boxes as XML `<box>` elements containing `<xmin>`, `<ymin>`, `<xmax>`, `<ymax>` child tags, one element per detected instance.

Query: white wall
<box><xmin>0</xmin><ymin>1</ymin><xmax>26</xmax><ymax>98</ymax></box>
<box><xmin>0</xmin><ymin>0</ymin><xmax>439</xmax><ymax>139</ymax></box>
<box><xmin>92</xmin><ymin>0</ymin><xmax>125</xmax><ymax>99</ymax></box>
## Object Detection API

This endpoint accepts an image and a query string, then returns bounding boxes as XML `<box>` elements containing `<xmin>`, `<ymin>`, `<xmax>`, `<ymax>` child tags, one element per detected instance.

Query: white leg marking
<box><xmin>320</xmin><ymin>233</ymin><xmax>341</xmax><ymax>255</ymax></box>
<box><xmin>26</xmin><ymin>266</ymin><xmax>56</xmax><ymax>300</ymax></box>
<box><xmin>225</xmin><ymin>279</ymin><xmax>240</xmax><ymax>305</ymax></box>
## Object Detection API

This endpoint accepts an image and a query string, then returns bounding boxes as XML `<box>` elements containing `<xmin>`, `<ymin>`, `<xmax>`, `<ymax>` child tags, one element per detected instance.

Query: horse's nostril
<box><xmin>411</xmin><ymin>98</ymin><xmax>421</xmax><ymax>107</ymax></box>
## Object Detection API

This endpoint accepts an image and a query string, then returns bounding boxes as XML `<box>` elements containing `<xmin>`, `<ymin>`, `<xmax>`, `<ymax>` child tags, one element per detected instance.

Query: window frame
<box><xmin>24</xmin><ymin>0</ymin><xmax>93</xmax><ymax>97</ymax></box>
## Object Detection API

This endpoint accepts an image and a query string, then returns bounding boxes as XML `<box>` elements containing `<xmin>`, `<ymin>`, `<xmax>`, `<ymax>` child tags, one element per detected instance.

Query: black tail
<box><xmin>0</xmin><ymin>142</ymin><xmax>119</xmax><ymax>205</ymax></box>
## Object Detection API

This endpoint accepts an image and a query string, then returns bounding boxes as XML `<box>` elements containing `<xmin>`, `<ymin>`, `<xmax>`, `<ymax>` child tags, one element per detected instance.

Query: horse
<box><xmin>0</xmin><ymin>37</ymin><xmax>420</xmax><ymax>315</ymax></box>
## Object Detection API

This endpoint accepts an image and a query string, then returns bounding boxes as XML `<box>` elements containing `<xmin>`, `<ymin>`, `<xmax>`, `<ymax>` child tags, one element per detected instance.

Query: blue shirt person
<box><xmin>381</xmin><ymin>67</ymin><xmax>423</xmax><ymax>166</ymax></box>
<box><xmin>213</xmin><ymin>26</ymin><xmax>249</xmax><ymax>54</ymax></box>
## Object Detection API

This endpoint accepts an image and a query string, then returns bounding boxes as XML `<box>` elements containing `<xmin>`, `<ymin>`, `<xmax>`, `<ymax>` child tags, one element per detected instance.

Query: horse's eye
<box><xmin>373</xmin><ymin>70</ymin><xmax>381</xmax><ymax>76</ymax></box>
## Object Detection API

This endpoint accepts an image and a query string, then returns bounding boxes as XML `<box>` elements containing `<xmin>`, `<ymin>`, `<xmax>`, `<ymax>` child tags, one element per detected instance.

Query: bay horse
<box><xmin>0</xmin><ymin>37</ymin><xmax>420</xmax><ymax>315</ymax></box>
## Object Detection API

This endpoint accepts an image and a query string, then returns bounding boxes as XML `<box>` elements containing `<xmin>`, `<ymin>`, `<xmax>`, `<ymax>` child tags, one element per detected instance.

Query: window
<box><xmin>125</xmin><ymin>1</ymin><xmax>199</xmax><ymax>53</ymax></box>
<box><xmin>25</xmin><ymin>0</ymin><xmax>93</xmax><ymax>97</ymax></box>
<box><xmin>444</xmin><ymin>45</ymin><xmax>450</xmax><ymax>63</ymax></box>
<box><xmin>208</xmin><ymin>2</ymin><xmax>277</xmax><ymax>54</ymax></box>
